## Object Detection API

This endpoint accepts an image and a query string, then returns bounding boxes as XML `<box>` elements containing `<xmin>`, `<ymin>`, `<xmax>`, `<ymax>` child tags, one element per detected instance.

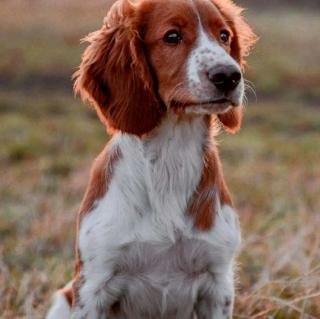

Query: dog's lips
<box><xmin>170</xmin><ymin>98</ymin><xmax>236</xmax><ymax>109</ymax></box>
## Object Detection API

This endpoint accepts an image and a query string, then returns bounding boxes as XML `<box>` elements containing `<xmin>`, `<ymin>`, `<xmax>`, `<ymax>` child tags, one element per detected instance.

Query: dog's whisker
<box><xmin>244</xmin><ymin>79</ymin><xmax>257</xmax><ymax>102</ymax></box>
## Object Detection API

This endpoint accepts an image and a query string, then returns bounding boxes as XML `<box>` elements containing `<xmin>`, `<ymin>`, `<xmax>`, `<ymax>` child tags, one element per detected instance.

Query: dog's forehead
<box><xmin>141</xmin><ymin>0</ymin><xmax>197</xmax><ymax>27</ymax></box>
<box><xmin>193</xmin><ymin>0</ymin><xmax>227</xmax><ymax>28</ymax></box>
<box><xmin>141</xmin><ymin>0</ymin><xmax>225</xmax><ymax>31</ymax></box>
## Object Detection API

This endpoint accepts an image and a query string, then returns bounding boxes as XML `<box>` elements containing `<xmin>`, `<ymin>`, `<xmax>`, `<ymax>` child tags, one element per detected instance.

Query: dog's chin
<box><xmin>185</xmin><ymin>102</ymin><xmax>232</xmax><ymax>115</ymax></box>
<box><xmin>170</xmin><ymin>99</ymin><xmax>238</xmax><ymax>115</ymax></box>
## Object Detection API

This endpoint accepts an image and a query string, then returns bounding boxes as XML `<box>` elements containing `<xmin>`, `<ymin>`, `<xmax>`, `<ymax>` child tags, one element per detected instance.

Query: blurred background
<box><xmin>0</xmin><ymin>0</ymin><xmax>319</xmax><ymax>318</ymax></box>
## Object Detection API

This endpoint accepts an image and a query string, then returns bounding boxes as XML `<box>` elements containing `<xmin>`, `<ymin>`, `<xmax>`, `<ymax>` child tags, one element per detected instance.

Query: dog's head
<box><xmin>74</xmin><ymin>0</ymin><xmax>257</xmax><ymax>135</ymax></box>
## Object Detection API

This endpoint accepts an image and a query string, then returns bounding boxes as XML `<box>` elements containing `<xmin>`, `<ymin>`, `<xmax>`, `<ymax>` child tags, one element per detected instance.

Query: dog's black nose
<box><xmin>208</xmin><ymin>65</ymin><xmax>242</xmax><ymax>93</ymax></box>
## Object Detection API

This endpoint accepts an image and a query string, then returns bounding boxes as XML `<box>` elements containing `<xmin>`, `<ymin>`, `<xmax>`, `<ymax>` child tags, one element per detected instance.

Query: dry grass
<box><xmin>0</xmin><ymin>1</ymin><xmax>319</xmax><ymax>318</ymax></box>
<box><xmin>223</xmin><ymin>104</ymin><xmax>320</xmax><ymax>318</ymax></box>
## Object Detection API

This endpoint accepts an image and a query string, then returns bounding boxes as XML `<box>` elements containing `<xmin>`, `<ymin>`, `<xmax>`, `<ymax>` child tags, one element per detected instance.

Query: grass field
<box><xmin>0</xmin><ymin>1</ymin><xmax>319</xmax><ymax>318</ymax></box>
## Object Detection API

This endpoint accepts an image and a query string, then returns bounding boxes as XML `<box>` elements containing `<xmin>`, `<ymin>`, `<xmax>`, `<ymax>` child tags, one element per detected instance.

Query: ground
<box><xmin>0</xmin><ymin>1</ymin><xmax>319</xmax><ymax>318</ymax></box>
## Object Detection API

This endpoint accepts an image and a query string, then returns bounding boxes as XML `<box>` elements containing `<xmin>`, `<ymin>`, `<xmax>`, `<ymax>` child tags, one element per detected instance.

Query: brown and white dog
<box><xmin>46</xmin><ymin>0</ymin><xmax>256</xmax><ymax>318</ymax></box>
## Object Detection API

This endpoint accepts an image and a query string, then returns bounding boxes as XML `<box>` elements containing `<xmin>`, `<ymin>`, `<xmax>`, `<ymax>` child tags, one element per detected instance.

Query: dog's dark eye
<box><xmin>163</xmin><ymin>30</ymin><xmax>182</xmax><ymax>45</ymax></box>
<box><xmin>220</xmin><ymin>30</ymin><xmax>230</xmax><ymax>43</ymax></box>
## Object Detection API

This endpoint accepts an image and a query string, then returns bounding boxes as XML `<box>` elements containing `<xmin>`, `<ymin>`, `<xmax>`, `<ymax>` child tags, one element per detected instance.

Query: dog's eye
<box><xmin>163</xmin><ymin>30</ymin><xmax>182</xmax><ymax>45</ymax></box>
<box><xmin>220</xmin><ymin>30</ymin><xmax>230</xmax><ymax>44</ymax></box>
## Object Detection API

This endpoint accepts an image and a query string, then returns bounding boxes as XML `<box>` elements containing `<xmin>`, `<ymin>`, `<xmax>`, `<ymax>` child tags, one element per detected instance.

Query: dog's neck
<box><xmin>142</xmin><ymin>112</ymin><xmax>211</xmax><ymax>158</ymax></box>
<box><xmin>104</xmin><ymin>113</ymin><xmax>228</xmax><ymax>234</ymax></box>
<box><xmin>130</xmin><ymin>114</ymin><xmax>210</xmax><ymax>226</ymax></box>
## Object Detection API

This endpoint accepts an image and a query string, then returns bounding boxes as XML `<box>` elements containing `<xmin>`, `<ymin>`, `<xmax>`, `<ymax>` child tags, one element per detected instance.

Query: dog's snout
<box><xmin>208</xmin><ymin>65</ymin><xmax>242</xmax><ymax>93</ymax></box>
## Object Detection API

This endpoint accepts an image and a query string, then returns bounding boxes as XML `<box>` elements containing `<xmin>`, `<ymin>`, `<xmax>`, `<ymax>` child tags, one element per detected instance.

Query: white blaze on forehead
<box><xmin>187</xmin><ymin>25</ymin><xmax>239</xmax><ymax>87</ymax></box>
<box><xmin>185</xmin><ymin>10</ymin><xmax>244</xmax><ymax>105</ymax></box>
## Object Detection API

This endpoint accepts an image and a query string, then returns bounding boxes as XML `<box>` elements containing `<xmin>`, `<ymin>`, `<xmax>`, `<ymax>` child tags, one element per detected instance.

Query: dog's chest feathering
<box><xmin>78</xmin><ymin>115</ymin><xmax>241</xmax><ymax>317</ymax></box>
<box><xmin>108</xmin><ymin>239</ymin><xmax>226</xmax><ymax>318</ymax></box>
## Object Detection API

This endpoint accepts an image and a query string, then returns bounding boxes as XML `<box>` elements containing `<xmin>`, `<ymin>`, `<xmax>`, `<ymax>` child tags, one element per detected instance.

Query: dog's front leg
<box><xmin>71</xmin><ymin>267</ymin><xmax>124</xmax><ymax>319</ymax></box>
<box><xmin>194</xmin><ymin>273</ymin><xmax>234</xmax><ymax>319</ymax></box>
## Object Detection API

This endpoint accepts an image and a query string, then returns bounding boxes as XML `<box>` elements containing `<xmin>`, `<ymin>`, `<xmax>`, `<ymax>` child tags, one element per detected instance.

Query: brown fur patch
<box><xmin>211</xmin><ymin>0</ymin><xmax>258</xmax><ymax>66</ymax></box>
<box><xmin>74</xmin><ymin>142</ymin><xmax>122</xmax><ymax>276</ymax></box>
<box><xmin>218</xmin><ymin>106</ymin><xmax>243</xmax><ymax>134</ymax></box>
<box><xmin>59</xmin><ymin>286</ymin><xmax>73</xmax><ymax>307</ymax></box>
<box><xmin>188</xmin><ymin>118</ymin><xmax>233</xmax><ymax>231</ymax></box>
<box><xmin>73</xmin><ymin>0</ymin><xmax>164</xmax><ymax>136</ymax></box>
<box><xmin>78</xmin><ymin>142</ymin><xmax>121</xmax><ymax>221</ymax></box>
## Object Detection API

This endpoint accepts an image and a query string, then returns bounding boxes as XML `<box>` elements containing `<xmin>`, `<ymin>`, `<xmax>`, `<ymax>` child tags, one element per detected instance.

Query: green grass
<box><xmin>0</xmin><ymin>1</ymin><xmax>319</xmax><ymax>318</ymax></box>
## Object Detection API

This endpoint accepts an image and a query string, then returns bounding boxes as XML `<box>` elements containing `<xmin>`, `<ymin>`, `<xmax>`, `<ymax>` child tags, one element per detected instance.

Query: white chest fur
<box><xmin>75</xmin><ymin>115</ymin><xmax>241</xmax><ymax>318</ymax></box>
<box><xmin>79</xmin><ymin>114</ymin><xmax>240</xmax><ymax>268</ymax></box>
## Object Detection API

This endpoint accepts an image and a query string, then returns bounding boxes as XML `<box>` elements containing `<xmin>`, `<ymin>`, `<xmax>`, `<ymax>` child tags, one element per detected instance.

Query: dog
<box><xmin>46</xmin><ymin>0</ymin><xmax>256</xmax><ymax>318</ymax></box>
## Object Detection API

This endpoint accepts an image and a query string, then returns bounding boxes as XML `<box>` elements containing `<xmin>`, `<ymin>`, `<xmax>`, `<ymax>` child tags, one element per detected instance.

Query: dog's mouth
<box><xmin>170</xmin><ymin>98</ymin><xmax>236</xmax><ymax>110</ymax></box>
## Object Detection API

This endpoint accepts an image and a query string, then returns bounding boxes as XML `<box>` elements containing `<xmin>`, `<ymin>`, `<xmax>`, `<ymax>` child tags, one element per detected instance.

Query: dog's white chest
<box><xmin>79</xmin><ymin>115</ymin><xmax>240</xmax><ymax>272</ymax></box>
<box><xmin>79</xmin><ymin>116</ymin><xmax>204</xmax><ymax>250</ymax></box>
<box><xmin>75</xmin><ymin>116</ymin><xmax>241</xmax><ymax>319</ymax></box>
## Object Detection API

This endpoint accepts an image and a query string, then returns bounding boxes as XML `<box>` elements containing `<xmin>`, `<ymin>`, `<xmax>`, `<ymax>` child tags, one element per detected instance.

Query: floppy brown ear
<box><xmin>218</xmin><ymin>106</ymin><xmax>242</xmax><ymax>133</ymax></box>
<box><xmin>73</xmin><ymin>0</ymin><xmax>163</xmax><ymax>136</ymax></box>
<box><xmin>214</xmin><ymin>0</ymin><xmax>257</xmax><ymax>133</ymax></box>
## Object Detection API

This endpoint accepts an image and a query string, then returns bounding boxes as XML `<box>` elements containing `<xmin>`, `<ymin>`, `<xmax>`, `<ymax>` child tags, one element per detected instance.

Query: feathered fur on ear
<box><xmin>218</xmin><ymin>106</ymin><xmax>243</xmax><ymax>133</ymax></box>
<box><xmin>214</xmin><ymin>0</ymin><xmax>257</xmax><ymax>133</ymax></box>
<box><xmin>73</xmin><ymin>0</ymin><xmax>163</xmax><ymax>136</ymax></box>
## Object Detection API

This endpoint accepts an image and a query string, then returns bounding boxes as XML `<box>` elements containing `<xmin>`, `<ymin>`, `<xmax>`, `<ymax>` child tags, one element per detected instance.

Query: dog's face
<box><xmin>144</xmin><ymin>0</ymin><xmax>245</xmax><ymax>115</ymax></box>
<box><xmin>74</xmin><ymin>0</ymin><xmax>256</xmax><ymax>135</ymax></box>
